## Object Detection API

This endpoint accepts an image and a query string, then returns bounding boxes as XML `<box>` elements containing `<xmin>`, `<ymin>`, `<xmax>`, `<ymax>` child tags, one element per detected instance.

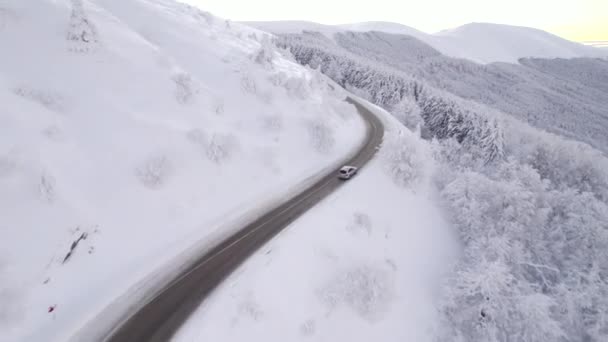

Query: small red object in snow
<box><xmin>48</xmin><ymin>305</ymin><xmax>56</xmax><ymax>313</ymax></box>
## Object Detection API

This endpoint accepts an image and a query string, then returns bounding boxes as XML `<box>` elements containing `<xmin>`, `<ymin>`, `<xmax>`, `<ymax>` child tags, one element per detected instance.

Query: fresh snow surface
<box><xmin>246</xmin><ymin>21</ymin><xmax>608</xmax><ymax>64</ymax></box>
<box><xmin>0</xmin><ymin>0</ymin><xmax>366</xmax><ymax>340</ymax></box>
<box><xmin>173</xmin><ymin>98</ymin><xmax>459</xmax><ymax>342</ymax></box>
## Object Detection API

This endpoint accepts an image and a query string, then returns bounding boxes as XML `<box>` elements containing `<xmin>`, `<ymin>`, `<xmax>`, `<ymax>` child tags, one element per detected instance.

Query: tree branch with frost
<box><xmin>519</xmin><ymin>262</ymin><xmax>560</xmax><ymax>274</ymax></box>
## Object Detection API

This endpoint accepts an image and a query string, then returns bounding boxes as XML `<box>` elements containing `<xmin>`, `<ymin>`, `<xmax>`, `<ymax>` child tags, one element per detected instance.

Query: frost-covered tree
<box><xmin>172</xmin><ymin>72</ymin><xmax>199</xmax><ymax>104</ymax></box>
<box><xmin>253</xmin><ymin>35</ymin><xmax>275</xmax><ymax>69</ymax></box>
<box><xmin>284</xmin><ymin>77</ymin><xmax>311</xmax><ymax>100</ymax></box>
<box><xmin>381</xmin><ymin>132</ymin><xmax>428</xmax><ymax>188</ymax></box>
<box><xmin>240</xmin><ymin>73</ymin><xmax>257</xmax><ymax>94</ymax></box>
<box><xmin>479</xmin><ymin>119</ymin><xmax>505</xmax><ymax>164</ymax></box>
<box><xmin>435</xmin><ymin>134</ymin><xmax>608</xmax><ymax>341</ymax></box>
<box><xmin>390</xmin><ymin>97</ymin><xmax>423</xmax><ymax>131</ymax></box>
<box><xmin>136</xmin><ymin>155</ymin><xmax>171</xmax><ymax>189</ymax></box>
<box><xmin>206</xmin><ymin>133</ymin><xmax>237</xmax><ymax>163</ymax></box>
<box><xmin>67</xmin><ymin>0</ymin><xmax>100</xmax><ymax>52</ymax></box>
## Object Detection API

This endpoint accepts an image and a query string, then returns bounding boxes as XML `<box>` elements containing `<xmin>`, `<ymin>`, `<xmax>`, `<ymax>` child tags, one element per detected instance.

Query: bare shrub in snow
<box><xmin>240</xmin><ymin>74</ymin><xmax>257</xmax><ymax>95</ymax></box>
<box><xmin>136</xmin><ymin>155</ymin><xmax>172</xmax><ymax>189</ymax></box>
<box><xmin>317</xmin><ymin>264</ymin><xmax>393</xmax><ymax>322</ymax></box>
<box><xmin>13</xmin><ymin>87</ymin><xmax>65</xmax><ymax>112</ymax></box>
<box><xmin>307</xmin><ymin>118</ymin><xmax>334</xmax><ymax>154</ymax></box>
<box><xmin>187</xmin><ymin>129</ymin><xmax>238</xmax><ymax>163</ymax></box>
<box><xmin>67</xmin><ymin>0</ymin><xmax>100</xmax><ymax>53</ymax></box>
<box><xmin>39</xmin><ymin>173</ymin><xmax>55</xmax><ymax>203</ymax></box>
<box><xmin>172</xmin><ymin>72</ymin><xmax>199</xmax><ymax>104</ymax></box>
<box><xmin>206</xmin><ymin>133</ymin><xmax>238</xmax><ymax>164</ymax></box>
<box><xmin>346</xmin><ymin>212</ymin><xmax>372</xmax><ymax>236</ymax></box>
<box><xmin>381</xmin><ymin>132</ymin><xmax>429</xmax><ymax>188</ymax></box>
<box><xmin>299</xmin><ymin>319</ymin><xmax>316</xmax><ymax>337</ymax></box>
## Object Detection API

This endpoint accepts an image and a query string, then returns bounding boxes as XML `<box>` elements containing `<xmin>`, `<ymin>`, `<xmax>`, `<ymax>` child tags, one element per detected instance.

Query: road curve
<box><xmin>105</xmin><ymin>97</ymin><xmax>384</xmax><ymax>342</ymax></box>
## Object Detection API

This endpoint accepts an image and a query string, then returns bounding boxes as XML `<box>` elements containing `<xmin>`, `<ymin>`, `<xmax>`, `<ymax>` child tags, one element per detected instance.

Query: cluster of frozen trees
<box><xmin>186</xmin><ymin>128</ymin><xmax>238</xmax><ymax>164</ymax></box>
<box><xmin>280</xmin><ymin>31</ymin><xmax>608</xmax><ymax>341</ymax></box>
<box><xmin>433</xmin><ymin>122</ymin><xmax>608</xmax><ymax>341</ymax></box>
<box><xmin>136</xmin><ymin>155</ymin><xmax>172</xmax><ymax>188</ymax></box>
<box><xmin>281</xmin><ymin>31</ymin><xmax>608</xmax><ymax>152</ymax></box>
<box><xmin>172</xmin><ymin>72</ymin><xmax>199</xmax><ymax>104</ymax></box>
<box><xmin>280</xmin><ymin>34</ymin><xmax>505</xmax><ymax>164</ymax></box>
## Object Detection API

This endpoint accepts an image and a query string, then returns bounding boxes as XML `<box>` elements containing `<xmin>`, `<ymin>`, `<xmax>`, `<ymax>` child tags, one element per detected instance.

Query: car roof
<box><xmin>340</xmin><ymin>165</ymin><xmax>356</xmax><ymax>170</ymax></box>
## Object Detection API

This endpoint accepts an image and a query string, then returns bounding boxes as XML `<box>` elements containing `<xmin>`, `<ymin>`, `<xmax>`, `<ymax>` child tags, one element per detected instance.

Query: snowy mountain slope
<box><xmin>0</xmin><ymin>0</ymin><xmax>365</xmax><ymax>340</ymax></box>
<box><xmin>279</xmin><ymin>30</ymin><xmax>608</xmax><ymax>152</ymax></box>
<box><xmin>247</xmin><ymin>20</ymin><xmax>608</xmax><ymax>64</ymax></box>
<box><xmin>174</xmin><ymin>97</ymin><xmax>458</xmax><ymax>342</ymax></box>
<box><xmin>241</xmin><ymin>20</ymin><xmax>339</xmax><ymax>35</ymax></box>
<box><xmin>434</xmin><ymin>22</ymin><xmax>608</xmax><ymax>64</ymax></box>
<box><xmin>267</xmin><ymin>26</ymin><xmax>608</xmax><ymax>341</ymax></box>
<box><xmin>339</xmin><ymin>21</ymin><xmax>427</xmax><ymax>39</ymax></box>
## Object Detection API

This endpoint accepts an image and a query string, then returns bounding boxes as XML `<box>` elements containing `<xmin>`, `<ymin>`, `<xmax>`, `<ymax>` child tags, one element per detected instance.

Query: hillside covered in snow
<box><xmin>3</xmin><ymin>1</ymin><xmax>608</xmax><ymax>342</ymax></box>
<box><xmin>174</xmin><ymin>98</ymin><xmax>458</xmax><ymax>342</ymax></box>
<box><xmin>0</xmin><ymin>0</ymin><xmax>365</xmax><ymax>340</ymax></box>
<box><xmin>257</xmin><ymin>21</ymin><xmax>608</xmax><ymax>342</ymax></box>
<box><xmin>248</xmin><ymin>21</ymin><xmax>608</xmax><ymax>64</ymax></box>
<box><xmin>433</xmin><ymin>22</ymin><xmax>608</xmax><ymax>64</ymax></box>
<box><xmin>277</xmin><ymin>30</ymin><xmax>608</xmax><ymax>152</ymax></box>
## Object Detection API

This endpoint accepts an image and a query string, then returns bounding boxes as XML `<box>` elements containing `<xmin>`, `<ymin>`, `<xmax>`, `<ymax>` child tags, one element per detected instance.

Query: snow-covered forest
<box><xmin>277</xmin><ymin>30</ymin><xmax>608</xmax><ymax>341</ymax></box>
<box><xmin>280</xmin><ymin>31</ymin><xmax>608</xmax><ymax>153</ymax></box>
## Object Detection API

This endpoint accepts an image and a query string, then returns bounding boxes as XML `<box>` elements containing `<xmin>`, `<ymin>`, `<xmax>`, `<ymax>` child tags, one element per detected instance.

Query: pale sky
<box><xmin>184</xmin><ymin>0</ymin><xmax>607</xmax><ymax>42</ymax></box>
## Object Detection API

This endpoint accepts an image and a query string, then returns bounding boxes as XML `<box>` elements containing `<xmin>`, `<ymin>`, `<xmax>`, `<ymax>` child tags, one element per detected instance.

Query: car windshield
<box><xmin>340</xmin><ymin>169</ymin><xmax>347</xmax><ymax>173</ymax></box>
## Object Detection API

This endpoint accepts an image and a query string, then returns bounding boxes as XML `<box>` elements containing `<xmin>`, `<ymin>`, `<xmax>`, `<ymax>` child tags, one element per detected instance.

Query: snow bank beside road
<box><xmin>0</xmin><ymin>1</ymin><xmax>364</xmax><ymax>340</ymax></box>
<box><xmin>174</xmin><ymin>98</ymin><xmax>458</xmax><ymax>342</ymax></box>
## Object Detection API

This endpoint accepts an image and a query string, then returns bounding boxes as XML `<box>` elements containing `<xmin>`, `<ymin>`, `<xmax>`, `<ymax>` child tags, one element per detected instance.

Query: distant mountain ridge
<box><xmin>275</xmin><ymin>28</ymin><xmax>608</xmax><ymax>151</ymax></box>
<box><xmin>245</xmin><ymin>20</ymin><xmax>608</xmax><ymax>64</ymax></box>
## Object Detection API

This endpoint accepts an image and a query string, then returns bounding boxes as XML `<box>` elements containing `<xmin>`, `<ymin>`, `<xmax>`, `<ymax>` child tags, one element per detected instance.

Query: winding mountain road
<box><xmin>105</xmin><ymin>97</ymin><xmax>384</xmax><ymax>342</ymax></box>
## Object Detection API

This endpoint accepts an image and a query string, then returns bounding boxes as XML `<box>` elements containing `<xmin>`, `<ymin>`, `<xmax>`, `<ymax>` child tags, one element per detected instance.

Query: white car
<box><xmin>338</xmin><ymin>165</ymin><xmax>358</xmax><ymax>180</ymax></box>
